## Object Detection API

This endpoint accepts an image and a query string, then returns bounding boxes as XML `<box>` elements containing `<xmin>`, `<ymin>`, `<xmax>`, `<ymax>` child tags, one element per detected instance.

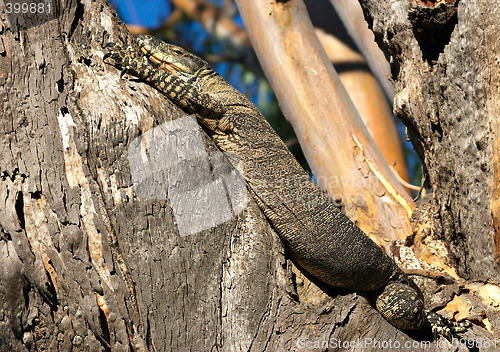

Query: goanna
<box><xmin>104</xmin><ymin>35</ymin><xmax>468</xmax><ymax>338</ymax></box>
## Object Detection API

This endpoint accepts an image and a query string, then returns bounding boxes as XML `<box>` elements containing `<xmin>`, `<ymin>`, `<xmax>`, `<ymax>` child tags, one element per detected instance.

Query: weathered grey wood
<box><xmin>0</xmin><ymin>1</ymin><xmax>286</xmax><ymax>349</ymax></box>
<box><xmin>358</xmin><ymin>0</ymin><xmax>500</xmax><ymax>280</ymax></box>
<box><xmin>0</xmin><ymin>0</ymin><xmax>495</xmax><ymax>350</ymax></box>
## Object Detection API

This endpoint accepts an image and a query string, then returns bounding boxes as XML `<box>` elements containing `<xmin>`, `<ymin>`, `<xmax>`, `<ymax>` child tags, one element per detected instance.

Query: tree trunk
<box><xmin>358</xmin><ymin>0</ymin><xmax>500</xmax><ymax>280</ymax></box>
<box><xmin>0</xmin><ymin>0</ymin><xmax>496</xmax><ymax>351</ymax></box>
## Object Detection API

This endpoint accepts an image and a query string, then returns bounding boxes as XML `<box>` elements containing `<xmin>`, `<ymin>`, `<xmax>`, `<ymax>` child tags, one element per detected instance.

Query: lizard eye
<box><xmin>171</xmin><ymin>48</ymin><xmax>185</xmax><ymax>56</ymax></box>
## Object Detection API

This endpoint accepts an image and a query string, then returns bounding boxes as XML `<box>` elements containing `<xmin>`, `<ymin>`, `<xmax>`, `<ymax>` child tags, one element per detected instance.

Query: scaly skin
<box><xmin>104</xmin><ymin>35</ymin><xmax>469</xmax><ymax>336</ymax></box>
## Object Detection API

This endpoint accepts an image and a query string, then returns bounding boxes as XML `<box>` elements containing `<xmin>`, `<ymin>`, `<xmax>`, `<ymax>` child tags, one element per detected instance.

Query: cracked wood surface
<box><xmin>0</xmin><ymin>0</ymin><xmax>497</xmax><ymax>350</ymax></box>
<box><xmin>0</xmin><ymin>1</ymin><xmax>397</xmax><ymax>350</ymax></box>
<box><xmin>360</xmin><ymin>0</ymin><xmax>500</xmax><ymax>280</ymax></box>
<box><xmin>358</xmin><ymin>0</ymin><xmax>500</xmax><ymax>339</ymax></box>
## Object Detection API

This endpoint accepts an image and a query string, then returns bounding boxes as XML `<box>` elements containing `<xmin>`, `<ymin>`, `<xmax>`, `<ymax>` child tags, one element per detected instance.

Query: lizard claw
<box><xmin>426</xmin><ymin>311</ymin><xmax>471</xmax><ymax>340</ymax></box>
<box><xmin>103</xmin><ymin>42</ymin><xmax>124</xmax><ymax>65</ymax></box>
<box><xmin>103</xmin><ymin>42</ymin><xmax>121</xmax><ymax>62</ymax></box>
<box><xmin>120</xmin><ymin>68</ymin><xmax>129</xmax><ymax>79</ymax></box>
<box><xmin>104</xmin><ymin>41</ymin><xmax>149</xmax><ymax>80</ymax></box>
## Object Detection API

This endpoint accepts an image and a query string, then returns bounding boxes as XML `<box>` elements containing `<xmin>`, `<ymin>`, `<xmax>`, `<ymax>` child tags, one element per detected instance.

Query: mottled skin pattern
<box><xmin>104</xmin><ymin>35</ymin><xmax>469</xmax><ymax>337</ymax></box>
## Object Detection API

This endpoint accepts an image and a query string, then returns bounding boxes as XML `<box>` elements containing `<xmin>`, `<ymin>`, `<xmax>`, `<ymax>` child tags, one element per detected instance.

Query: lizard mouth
<box><xmin>139</xmin><ymin>43</ymin><xmax>181</xmax><ymax>73</ymax></box>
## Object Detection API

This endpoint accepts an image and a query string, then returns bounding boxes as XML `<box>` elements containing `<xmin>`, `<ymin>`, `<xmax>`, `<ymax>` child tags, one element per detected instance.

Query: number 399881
<box><xmin>5</xmin><ymin>1</ymin><xmax>52</xmax><ymax>14</ymax></box>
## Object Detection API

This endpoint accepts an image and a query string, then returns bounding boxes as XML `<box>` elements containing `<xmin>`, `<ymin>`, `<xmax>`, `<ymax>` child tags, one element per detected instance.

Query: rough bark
<box><xmin>358</xmin><ymin>0</ymin><xmax>500</xmax><ymax>280</ymax></box>
<box><xmin>0</xmin><ymin>1</ymin><xmax>285</xmax><ymax>350</ymax></box>
<box><xmin>0</xmin><ymin>0</ymin><xmax>496</xmax><ymax>351</ymax></box>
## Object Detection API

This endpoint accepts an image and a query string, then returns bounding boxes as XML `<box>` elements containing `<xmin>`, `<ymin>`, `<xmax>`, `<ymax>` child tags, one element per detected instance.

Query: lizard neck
<box><xmin>193</xmin><ymin>70</ymin><xmax>224</xmax><ymax>92</ymax></box>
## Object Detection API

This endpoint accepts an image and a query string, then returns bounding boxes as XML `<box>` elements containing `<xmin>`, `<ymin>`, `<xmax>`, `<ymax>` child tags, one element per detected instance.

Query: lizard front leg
<box><xmin>426</xmin><ymin>311</ymin><xmax>470</xmax><ymax>340</ymax></box>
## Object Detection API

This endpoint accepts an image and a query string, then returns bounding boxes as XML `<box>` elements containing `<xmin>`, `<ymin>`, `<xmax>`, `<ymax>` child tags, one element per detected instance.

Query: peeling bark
<box><xmin>0</xmin><ymin>0</ymin><xmax>497</xmax><ymax>351</ymax></box>
<box><xmin>358</xmin><ymin>0</ymin><xmax>500</xmax><ymax>280</ymax></box>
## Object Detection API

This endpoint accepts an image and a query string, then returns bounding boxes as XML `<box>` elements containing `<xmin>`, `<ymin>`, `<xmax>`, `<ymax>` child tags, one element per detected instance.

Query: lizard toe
<box><xmin>104</xmin><ymin>42</ymin><xmax>147</xmax><ymax>80</ymax></box>
<box><xmin>426</xmin><ymin>311</ymin><xmax>470</xmax><ymax>340</ymax></box>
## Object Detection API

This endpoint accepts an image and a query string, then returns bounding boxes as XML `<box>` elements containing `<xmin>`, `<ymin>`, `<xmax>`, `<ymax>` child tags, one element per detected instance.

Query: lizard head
<box><xmin>136</xmin><ymin>35</ymin><xmax>213</xmax><ymax>84</ymax></box>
